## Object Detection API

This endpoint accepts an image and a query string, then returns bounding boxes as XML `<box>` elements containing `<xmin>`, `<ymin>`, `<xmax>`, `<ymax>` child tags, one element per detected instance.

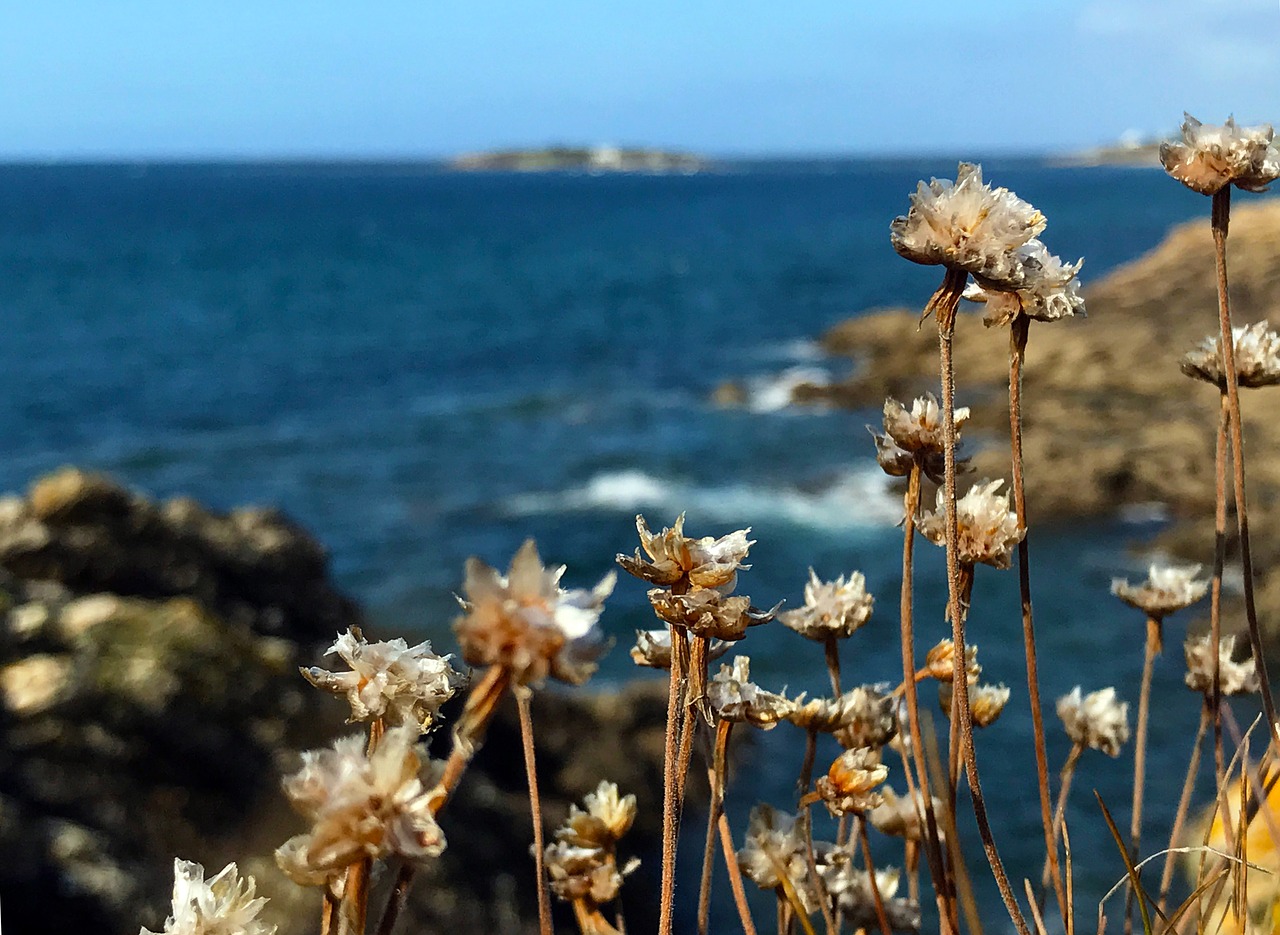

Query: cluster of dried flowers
<box><xmin>138</xmin><ymin>111</ymin><xmax>1280</xmax><ymax>935</ymax></box>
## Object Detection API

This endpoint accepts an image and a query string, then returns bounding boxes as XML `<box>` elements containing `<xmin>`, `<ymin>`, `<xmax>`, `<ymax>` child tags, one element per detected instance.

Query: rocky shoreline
<box><xmin>741</xmin><ymin>198</ymin><xmax>1280</xmax><ymax>635</ymax></box>
<box><xmin>0</xmin><ymin>469</ymin><xmax>671</xmax><ymax>934</ymax></box>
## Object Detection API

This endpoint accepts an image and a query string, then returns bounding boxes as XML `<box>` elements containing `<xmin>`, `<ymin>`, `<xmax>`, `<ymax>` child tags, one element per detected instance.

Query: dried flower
<box><xmin>1181</xmin><ymin>322</ymin><xmax>1280</xmax><ymax>390</ymax></box>
<box><xmin>779</xmin><ymin>568</ymin><xmax>874</xmax><ymax>641</ymax></box>
<box><xmin>815</xmin><ymin>847</ymin><xmax>921</xmax><ymax>933</ymax></box>
<box><xmin>556</xmin><ymin>781</ymin><xmax>638</xmax><ymax>849</ymax></box>
<box><xmin>708</xmin><ymin>656</ymin><xmax>794</xmax><ymax>728</ymax></box>
<box><xmin>918</xmin><ymin>479</ymin><xmax>1024</xmax><ymax>570</ymax></box>
<box><xmin>814</xmin><ymin>747</ymin><xmax>888</xmax><ymax>815</ymax></box>
<box><xmin>275</xmin><ymin>726</ymin><xmax>445</xmax><ymax>883</ymax></box>
<box><xmin>629</xmin><ymin>628</ymin><xmax>730</xmax><ymax>669</ymax></box>
<box><xmin>1160</xmin><ymin>113</ymin><xmax>1280</xmax><ymax>195</ymax></box>
<box><xmin>925</xmin><ymin>638</ymin><xmax>981</xmax><ymax>682</ymax></box>
<box><xmin>1057</xmin><ymin>686</ymin><xmax>1130</xmax><ymax>757</ymax></box>
<box><xmin>966</xmin><ymin>240</ymin><xmax>1086</xmax><ymax>326</ymax></box>
<box><xmin>647</xmin><ymin>587</ymin><xmax>778</xmax><ymax>641</ymax></box>
<box><xmin>890</xmin><ymin>162</ymin><xmax>1046</xmax><ymax>287</ymax></box>
<box><xmin>1184</xmin><ymin>634</ymin><xmax>1260</xmax><ymax>697</ymax></box>
<box><xmin>870</xmin><ymin>394</ymin><xmax>971</xmax><ymax>484</ymax></box>
<box><xmin>787</xmin><ymin>685</ymin><xmax>894</xmax><ymax>742</ymax></box>
<box><xmin>454</xmin><ymin>539</ymin><xmax>615</xmax><ymax>685</ymax></box>
<box><xmin>142</xmin><ymin>859</ymin><xmax>274</xmax><ymax>935</ymax></box>
<box><xmin>616</xmin><ymin>513</ymin><xmax>753</xmax><ymax>592</ymax></box>
<box><xmin>1111</xmin><ymin>564</ymin><xmax>1209</xmax><ymax>620</ymax></box>
<box><xmin>302</xmin><ymin>628</ymin><xmax>464</xmax><ymax>732</ymax></box>
<box><xmin>969</xmin><ymin>683</ymin><xmax>1011</xmax><ymax>728</ymax></box>
<box><xmin>737</xmin><ymin>805</ymin><xmax>817</xmax><ymax>909</ymax></box>
<box><xmin>869</xmin><ymin>788</ymin><xmax>942</xmax><ymax>844</ymax></box>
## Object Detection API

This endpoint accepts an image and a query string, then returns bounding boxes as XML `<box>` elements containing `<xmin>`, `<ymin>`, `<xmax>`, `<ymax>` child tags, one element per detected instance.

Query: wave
<box><xmin>502</xmin><ymin>467</ymin><xmax>902</xmax><ymax>530</ymax></box>
<box><xmin>741</xmin><ymin>366</ymin><xmax>832</xmax><ymax>413</ymax></box>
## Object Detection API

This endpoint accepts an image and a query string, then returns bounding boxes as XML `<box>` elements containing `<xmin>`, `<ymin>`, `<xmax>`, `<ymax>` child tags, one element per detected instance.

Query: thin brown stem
<box><xmin>937</xmin><ymin>267</ymin><xmax>1031</xmax><ymax>935</ymax></box>
<box><xmin>719</xmin><ymin>808</ymin><xmax>760</xmax><ymax>935</ymax></box>
<box><xmin>323</xmin><ymin>890</ymin><xmax>340</xmax><ymax>935</ymax></box>
<box><xmin>857</xmin><ymin>816</ymin><xmax>894</xmax><ymax>935</ymax></box>
<box><xmin>698</xmin><ymin>719</ymin><xmax>733</xmax><ymax>935</ymax></box>
<box><xmin>1211</xmin><ymin>186</ymin><xmax>1278</xmax><ymax>730</ymax></box>
<box><xmin>1158</xmin><ymin>703</ymin><xmax>1211</xmax><ymax>915</ymax></box>
<box><xmin>659</xmin><ymin>623</ymin><xmax>687</xmax><ymax>935</ymax></box>
<box><xmin>432</xmin><ymin>665</ymin><xmax>512</xmax><ymax>815</ymax></box>
<box><xmin>337</xmin><ymin>858</ymin><xmax>372</xmax><ymax>935</ymax></box>
<box><xmin>799</xmin><ymin>728</ymin><xmax>818</xmax><ymax>799</ymax></box>
<box><xmin>1009</xmin><ymin>312</ymin><xmax>1067</xmax><ymax>926</ymax></box>
<box><xmin>516</xmin><ymin>688</ymin><xmax>553</xmax><ymax>935</ymax></box>
<box><xmin>1212</xmin><ymin>391</ymin><xmax>1229</xmax><ymax>785</ymax></box>
<box><xmin>374</xmin><ymin>863</ymin><xmax>415</xmax><ymax>935</ymax></box>
<box><xmin>1041</xmin><ymin>743</ymin><xmax>1083</xmax><ymax>898</ymax></box>
<box><xmin>1124</xmin><ymin>615</ymin><xmax>1162</xmax><ymax>935</ymax></box>
<box><xmin>897</xmin><ymin>458</ymin><xmax>954</xmax><ymax>929</ymax></box>
<box><xmin>824</xmin><ymin>637</ymin><xmax>842</xmax><ymax>696</ymax></box>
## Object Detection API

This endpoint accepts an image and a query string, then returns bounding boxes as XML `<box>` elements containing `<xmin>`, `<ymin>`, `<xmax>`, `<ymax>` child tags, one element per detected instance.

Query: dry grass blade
<box><xmin>1096</xmin><ymin>791</ymin><xmax>1155</xmax><ymax>935</ymax></box>
<box><xmin>1024</xmin><ymin>879</ymin><xmax>1051</xmax><ymax>935</ymax></box>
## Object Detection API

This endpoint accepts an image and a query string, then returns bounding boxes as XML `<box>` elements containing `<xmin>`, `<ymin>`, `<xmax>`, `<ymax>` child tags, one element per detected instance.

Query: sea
<box><xmin>0</xmin><ymin>159</ymin><xmax>1262</xmax><ymax>929</ymax></box>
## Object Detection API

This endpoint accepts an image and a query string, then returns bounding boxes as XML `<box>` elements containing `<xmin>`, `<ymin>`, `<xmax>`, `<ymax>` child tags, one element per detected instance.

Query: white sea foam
<box><xmin>744</xmin><ymin>366</ymin><xmax>832</xmax><ymax>413</ymax></box>
<box><xmin>503</xmin><ymin>466</ymin><xmax>901</xmax><ymax>530</ymax></box>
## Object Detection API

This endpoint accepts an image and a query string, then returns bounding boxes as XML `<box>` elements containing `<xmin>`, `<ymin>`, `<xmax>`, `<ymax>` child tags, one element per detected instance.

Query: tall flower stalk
<box><xmin>1161</xmin><ymin>113</ymin><xmax>1280</xmax><ymax>732</ymax></box>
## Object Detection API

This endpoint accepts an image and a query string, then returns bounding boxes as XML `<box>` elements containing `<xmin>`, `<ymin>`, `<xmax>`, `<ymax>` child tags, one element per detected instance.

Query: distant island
<box><xmin>449</xmin><ymin>145</ymin><xmax>707</xmax><ymax>173</ymax></box>
<box><xmin>1055</xmin><ymin>131</ymin><xmax>1165</xmax><ymax>168</ymax></box>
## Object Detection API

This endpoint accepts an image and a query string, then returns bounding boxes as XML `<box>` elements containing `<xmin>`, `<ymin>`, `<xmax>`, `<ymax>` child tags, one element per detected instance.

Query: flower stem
<box><xmin>1211</xmin><ymin>390</ymin><xmax>1229</xmax><ymax>785</ymax></box>
<box><xmin>516</xmin><ymin>687</ymin><xmax>553</xmax><ymax>935</ymax></box>
<box><xmin>1040</xmin><ymin>742</ymin><xmax>1082</xmax><ymax>899</ymax></box>
<box><xmin>1008</xmin><ymin>312</ymin><xmax>1067</xmax><ymax>926</ymax></box>
<box><xmin>799</xmin><ymin>728</ymin><xmax>817</xmax><ymax>798</ymax></box>
<box><xmin>936</xmin><ymin>266</ymin><xmax>1031</xmax><ymax>935</ymax></box>
<box><xmin>1210</xmin><ymin>186</ymin><xmax>1277</xmax><ymax>730</ymax></box>
<box><xmin>1158</xmin><ymin>702</ymin><xmax>1210</xmax><ymax>915</ymax></box>
<box><xmin>659</xmin><ymin>622</ymin><xmax>688</xmax><ymax>935</ymax></box>
<box><xmin>1124</xmin><ymin>615</ymin><xmax>1162</xmax><ymax>935</ymax></box>
<box><xmin>337</xmin><ymin>857</ymin><xmax>372</xmax><ymax>935</ymax></box>
<box><xmin>896</xmin><ymin>458</ymin><xmax>954</xmax><ymax>929</ymax></box>
<box><xmin>718</xmin><ymin>809</ymin><xmax>759</xmax><ymax>935</ymax></box>
<box><xmin>698</xmin><ymin>719</ymin><xmax>732</xmax><ymax>935</ymax></box>
<box><xmin>823</xmin><ymin>637</ymin><xmax>842</xmax><ymax>696</ymax></box>
<box><xmin>857</xmin><ymin>816</ymin><xmax>894</xmax><ymax>935</ymax></box>
<box><xmin>374</xmin><ymin>863</ymin><xmax>415</xmax><ymax>935</ymax></box>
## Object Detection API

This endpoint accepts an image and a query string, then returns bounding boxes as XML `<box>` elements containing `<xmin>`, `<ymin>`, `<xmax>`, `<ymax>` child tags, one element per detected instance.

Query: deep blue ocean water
<box><xmin>0</xmin><ymin>159</ymin><xmax>1263</xmax><ymax>929</ymax></box>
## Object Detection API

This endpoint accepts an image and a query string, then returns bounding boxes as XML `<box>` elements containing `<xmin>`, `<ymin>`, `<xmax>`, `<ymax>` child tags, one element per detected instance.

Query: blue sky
<box><xmin>2</xmin><ymin>0</ymin><xmax>1278</xmax><ymax>159</ymax></box>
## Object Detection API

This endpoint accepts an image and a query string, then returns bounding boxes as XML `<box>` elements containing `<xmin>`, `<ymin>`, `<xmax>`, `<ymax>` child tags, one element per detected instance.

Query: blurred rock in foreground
<box><xmin>0</xmin><ymin>470</ymin><xmax>669</xmax><ymax>934</ymax></box>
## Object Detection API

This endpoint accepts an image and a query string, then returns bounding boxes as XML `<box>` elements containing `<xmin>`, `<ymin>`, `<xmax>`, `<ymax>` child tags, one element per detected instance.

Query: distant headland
<box><xmin>448</xmin><ymin>144</ymin><xmax>707</xmax><ymax>173</ymax></box>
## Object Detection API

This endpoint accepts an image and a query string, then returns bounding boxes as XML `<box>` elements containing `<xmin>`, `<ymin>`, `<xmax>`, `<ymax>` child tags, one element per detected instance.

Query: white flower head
<box><xmin>647</xmin><ymin>587</ymin><xmax>778</xmax><ymax>641</ymax></box>
<box><xmin>787</xmin><ymin>685</ymin><xmax>895</xmax><ymax>744</ymax></box>
<box><xmin>1111</xmin><ymin>564</ymin><xmax>1208</xmax><ymax>620</ymax></box>
<box><xmin>557</xmin><ymin>780</ymin><xmax>638</xmax><ymax>848</ymax></box>
<box><xmin>967</xmin><ymin>239</ymin><xmax>1086</xmax><ymax>326</ymax></box>
<box><xmin>779</xmin><ymin>568</ymin><xmax>874</xmax><ymax>641</ymax></box>
<box><xmin>815</xmin><ymin>747</ymin><xmax>889</xmax><ymax>815</ymax></box>
<box><xmin>617</xmin><ymin>513</ymin><xmax>754</xmax><ymax>592</ymax></box>
<box><xmin>918</xmin><ymin>479</ymin><xmax>1025</xmax><ymax>570</ymax></box>
<box><xmin>1160</xmin><ymin>113</ymin><xmax>1280</xmax><ymax>195</ymax></box>
<box><xmin>1057</xmin><ymin>686</ymin><xmax>1130</xmax><ymax>757</ymax></box>
<box><xmin>302</xmin><ymin>629</ymin><xmax>465</xmax><ymax>732</ymax></box>
<box><xmin>1184</xmin><ymin>634</ymin><xmax>1260</xmax><ymax>697</ymax></box>
<box><xmin>925</xmin><ymin>638</ymin><xmax>981</xmax><ymax>683</ymax></box>
<box><xmin>142</xmin><ymin>859</ymin><xmax>274</xmax><ymax>935</ymax></box>
<box><xmin>890</xmin><ymin>162</ymin><xmax>1046</xmax><ymax>287</ymax></box>
<box><xmin>1181</xmin><ymin>322</ymin><xmax>1280</xmax><ymax>390</ymax></box>
<box><xmin>815</xmin><ymin>847</ymin><xmax>920</xmax><ymax>933</ymax></box>
<box><xmin>970</xmin><ymin>683</ymin><xmax>1012</xmax><ymax>728</ymax></box>
<box><xmin>276</xmin><ymin>726</ymin><xmax>446</xmax><ymax>883</ymax></box>
<box><xmin>629</xmin><ymin>628</ymin><xmax>730</xmax><ymax>670</ymax></box>
<box><xmin>708</xmin><ymin>656</ymin><xmax>794</xmax><ymax>729</ymax></box>
<box><xmin>736</xmin><ymin>805</ymin><xmax>816</xmax><ymax>909</ymax></box>
<box><xmin>868</xmin><ymin>787</ymin><xmax>943</xmax><ymax>843</ymax></box>
<box><xmin>454</xmin><ymin>539</ymin><xmax>615</xmax><ymax>685</ymax></box>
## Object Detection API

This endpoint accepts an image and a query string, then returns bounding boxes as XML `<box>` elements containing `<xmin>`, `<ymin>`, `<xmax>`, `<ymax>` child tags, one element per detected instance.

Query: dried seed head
<box><xmin>556</xmin><ymin>781</ymin><xmax>638</xmax><ymax>848</ymax></box>
<box><xmin>815</xmin><ymin>847</ymin><xmax>921</xmax><ymax>933</ymax></box>
<box><xmin>1181</xmin><ymin>322</ymin><xmax>1280</xmax><ymax>390</ymax></box>
<box><xmin>1111</xmin><ymin>564</ymin><xmax>1209</xmax><ymax>620</ymax></box>
<box><xmin>787</xmin><ymin>685</ymin><xmax>895</xmax><ymax>742</ymax></box>
<box><xmin>1057</xmin><ymin>686</ymin><xmax>1130</xmax><ymax>757</ymax></box>
<box><xmin>925</xmin><ymin>638</ymin><xmax>981</xmax><ymax>683</ymax></box>
<box><xmin>142</xmin><ymin>859</ymin><xmax>274</xmax><ymax>935</ymax></box>
<box><xmin>1160</xmin><ymin>113</ymin><xmax>1280</xmax><ymax>195</ymax></box>
<box><xmin>1184</xmin><ymin>634</ymin><xmax>1260</xmax><ymax>697</ymax></box>
<box><xmin>629</xmin><ymin>628</ymin><xmax>730</xmax><ymax>669</ymax></box>
<box><xmin>545</xmin><ymin>780</ymin><xmax>639</xmax><ymax>907</ymax></box>
<box><xmin>890</xmin><ymin>162</ymin><xmax>1046</xmax><ymax>287</ymax></box>
<box><xmin>276</xmin><ymin>726</ymin><xmax>446</xmax><ymax>882</ymax></box>
<box><xmin>737</xmin><ymin>805</ymin><xmax>818</xmax><ymax>910</ymax></box>
<box><xmin>302</xmin><ymin>628</ymin><xmax>464</xmax><ymax>733</ymax></box>
<box><xmin>868</xmin><ymin>788</ymin><xmax>943</xmax><ymax>843</ymax></box>
<box><xmin>814</xmin><ymin>747</ymin><xmax>889</xmax><ymax>816</ymax></box>
<box><xmin>969</xmin><ymin>683</ymin><xmax>1012</xmax><ymax>728</ymax></box>
<box><xmin>918</xmin><ymin>479</ymin><xmax>1025</xmax><ymax>570</ymax></box>
<box><xmin>870</xmin><ymin>394</ymin><xmax>972</xmax><ymax>484</ymax></box>
<box><xmin>616</xmin><ymin>513</ymin><xmax>753</xmax><ymax>592</ymax></box>
<box><xmin>454</xmin><ymin>539</ymin><xmax>614</xmax><ymax>686</ymax></box>
<box><xmin>648</xmin><ymin>587</ymin><xmax>778</xmax><ymax>641</ymax></box>
<box><xmin>708</xmin><ymin>656</ymin><xmax>795</xmax><ymax>729</ymax></box>
<box><xmin>966</xmin><ymin>239</ymin><xmax>1086</xmax><ymax>326</ymax></box>
<box><xmin>779</xmin><ymin>568</ymin><xmax>874</xmax><ymax>641</ymax></box>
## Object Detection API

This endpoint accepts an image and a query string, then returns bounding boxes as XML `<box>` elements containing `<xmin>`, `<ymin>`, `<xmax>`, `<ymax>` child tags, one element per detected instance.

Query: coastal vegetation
<box><xmin>5</xmin><ymin>115</ymin><xmax>1280</xmax><ymax>935</ymax></box>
